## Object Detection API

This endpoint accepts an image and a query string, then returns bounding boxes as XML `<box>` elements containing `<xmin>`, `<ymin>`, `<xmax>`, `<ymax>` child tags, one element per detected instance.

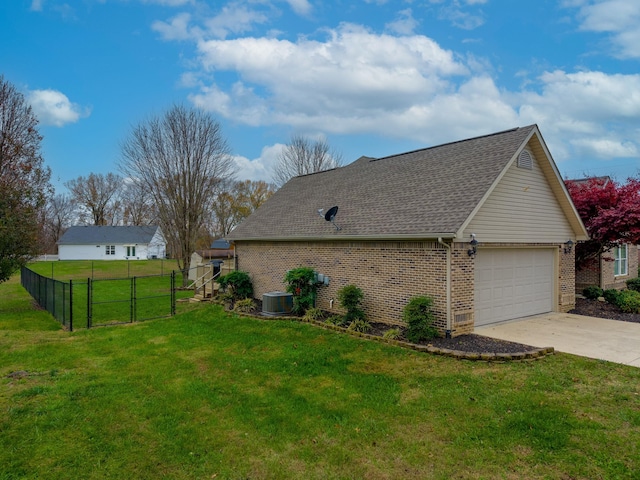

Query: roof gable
<box><xmin>58</xmin><ymin>226</ymin><xmax>162</xmax><ymax>245</ymax></box>
<box><xmin>227</xmin><ymin>126</ymin><xmax>586</xmax><ymax>241</ymax></box>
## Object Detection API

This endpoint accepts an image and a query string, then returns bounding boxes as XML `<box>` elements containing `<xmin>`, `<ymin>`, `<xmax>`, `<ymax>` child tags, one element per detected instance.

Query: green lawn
<box><xmin>2</xmin><ymin>273</ymin><xmax>640</xmax><ymax>479</ymax></box>
<box><xmin>27</xmin><ymin>259</ymin><xmax>180</xmax><ymax>281</ymax></box>
<box><xmin>23</xmin><ymin>261</ymin><xmax>193</xmax><ymax>329</ymax></box>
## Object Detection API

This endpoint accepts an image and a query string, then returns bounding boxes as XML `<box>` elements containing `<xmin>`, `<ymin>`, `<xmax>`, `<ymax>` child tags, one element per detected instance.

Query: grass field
<box><xmin>2</xmin><ymin>270</ymin><xmax>640</xmax><ymax>479</ymax></box>
<box><xmin>27</xmin><ymin>259</ymin><xmax>180</xmax><ymax>281</ymax></box>
<box><xmin>22</xmin><ymin>261</ymin><xmax>193</xmax><ymax>329</ymax></box>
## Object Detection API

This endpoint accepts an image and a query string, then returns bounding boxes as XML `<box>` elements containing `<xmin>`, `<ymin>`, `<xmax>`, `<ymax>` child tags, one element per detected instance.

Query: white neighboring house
<box><xmin>57</xmin><ymin>226</ymin><xmax>166</xmax><ymax>261</ymax></box>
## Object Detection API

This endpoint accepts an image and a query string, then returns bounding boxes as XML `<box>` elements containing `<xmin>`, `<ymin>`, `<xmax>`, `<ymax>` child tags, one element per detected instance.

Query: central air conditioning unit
<box><xmin>262</xmin><ymin>291</ymin><xmax>294</xmax><ymax>316</ymax></box>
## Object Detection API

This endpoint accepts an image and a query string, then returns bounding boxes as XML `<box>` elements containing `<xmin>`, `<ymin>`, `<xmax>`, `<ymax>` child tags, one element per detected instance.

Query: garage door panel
<box><xmin>475</xmin><ymin>249</ymin><xmax>554</xmax><ymax>326</ymax></box>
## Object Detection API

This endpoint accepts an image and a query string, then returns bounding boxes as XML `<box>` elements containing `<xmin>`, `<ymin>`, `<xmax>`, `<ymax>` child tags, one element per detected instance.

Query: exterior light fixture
<box><xmin>564</xmin><ymin>239</ymin><xmax>574</xmax><ymax>254</ymax></box>
<box><xmin>468</xmin><ymin>233</ymin><xmax>478</xmax><ymax>257</ymax></box>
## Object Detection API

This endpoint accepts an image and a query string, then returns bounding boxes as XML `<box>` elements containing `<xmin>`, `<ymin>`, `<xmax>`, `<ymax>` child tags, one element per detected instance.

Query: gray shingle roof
<box><xmin>227</xmin><ymin>126</ymin><xmax>537</xmax><ymax>241</ymax></box>
<box><xmin>58</xmin><ymin>226</ymin><xmax>161</xmax><ymax>245</ymax></box>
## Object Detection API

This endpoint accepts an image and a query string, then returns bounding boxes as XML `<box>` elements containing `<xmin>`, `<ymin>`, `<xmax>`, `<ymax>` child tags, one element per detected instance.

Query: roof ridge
<box><xmin>370</xmin><ymin>125</ymin><xmax>533</xmax><ymax>163</ymax></box>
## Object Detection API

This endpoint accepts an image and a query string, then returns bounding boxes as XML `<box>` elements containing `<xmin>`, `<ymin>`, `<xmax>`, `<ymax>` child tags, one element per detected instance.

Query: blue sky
<box><xmin>2</xmin><ymin>0</ymin><xmax>639</xmax><ymax>192</ymax></box>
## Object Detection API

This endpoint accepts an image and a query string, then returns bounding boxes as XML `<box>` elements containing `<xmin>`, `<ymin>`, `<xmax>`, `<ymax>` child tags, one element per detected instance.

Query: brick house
<box><xmin>226</xmin><ymin>125</ymin><xmax>588</xmax><ymax>337</ymax></box>
<box><xmin>567</xmin><ymin>177</ymin><xmax>639</xmax><ymax>293</ymax></box>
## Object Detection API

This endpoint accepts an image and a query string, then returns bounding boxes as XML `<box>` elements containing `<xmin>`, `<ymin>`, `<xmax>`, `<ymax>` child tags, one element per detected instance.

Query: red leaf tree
<box><xmin>565</xmin><ymin>177</ymin><xmax>640</xmax><ymax>270</ymax></box>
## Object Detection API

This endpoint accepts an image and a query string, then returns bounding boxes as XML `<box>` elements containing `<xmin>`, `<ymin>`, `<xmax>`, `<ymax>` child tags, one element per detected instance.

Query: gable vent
<box><xmin>518</xmin><ymin>150</ymin><xmax>533</xmax><ymax>170</ymax></box>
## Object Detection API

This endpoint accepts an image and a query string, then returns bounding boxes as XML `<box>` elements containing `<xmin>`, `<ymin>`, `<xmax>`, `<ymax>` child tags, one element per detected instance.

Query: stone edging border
<box><xmin>231</xmin><ymin>309</ymin><xmax>555</xmax><ymax>362</ymax></box>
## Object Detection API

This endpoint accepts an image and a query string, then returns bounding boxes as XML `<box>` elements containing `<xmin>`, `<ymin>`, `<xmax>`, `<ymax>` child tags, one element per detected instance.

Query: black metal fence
<box><xmin>21</xmin><ymin>266</ymin><xmax>176</xmax><ymax>331</ymax></box>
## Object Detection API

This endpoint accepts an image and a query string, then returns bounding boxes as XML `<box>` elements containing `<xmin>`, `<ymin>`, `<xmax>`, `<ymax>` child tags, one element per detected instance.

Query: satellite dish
<box><xmin>323</xmin><ymin>206</ymin><xmax>341</xmax><ymax>230</ymax></box>
<box><xmin>324</xmin><ymin>206</ymin><xmax>338</xmax><ymax>222</ymax></box>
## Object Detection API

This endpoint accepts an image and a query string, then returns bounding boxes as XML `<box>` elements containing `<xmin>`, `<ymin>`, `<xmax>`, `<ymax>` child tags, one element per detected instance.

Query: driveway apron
<box><xmin>475</xmin><ymin>312</ymin><xmax>640</xmax><ymax>367</ymax></box>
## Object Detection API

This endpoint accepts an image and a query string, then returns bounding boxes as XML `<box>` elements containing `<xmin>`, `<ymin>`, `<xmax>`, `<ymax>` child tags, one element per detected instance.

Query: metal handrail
<box><xmin>186</xmin><ymin>265</ymin><xmax>216</xmax><ymax>289</ymax></box>
<box><xmin>189</xmin><ymin>266</ymin><xmax>222</xmax><ymax>297</ymax></box>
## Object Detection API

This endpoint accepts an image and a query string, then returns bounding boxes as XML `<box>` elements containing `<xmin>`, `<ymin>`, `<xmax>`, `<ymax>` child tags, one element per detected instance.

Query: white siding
<box><xmin>463</xmin><ymin>149</ymin><xmax>575</xmax><ymax>243</ymax></box>
<box><xmin>147</xmin><ymin>229</ymin><xmax>166</xmax><ymax>259</ymax></box>
<box><xmin>59</xmin><ymin>243</ymin><xmax>153</xmax><ymax>260</ymax></box>
<box><xmin>59</xmin><ymin>244</ymin><xmax>115</xmax><ymax>261</ymax></box>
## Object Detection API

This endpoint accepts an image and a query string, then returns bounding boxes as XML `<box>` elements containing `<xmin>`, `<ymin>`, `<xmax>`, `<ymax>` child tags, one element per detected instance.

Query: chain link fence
<box><xmin>21</xmin><ymin>266</ymin><xmax>177</xmax><ymax>331</ymax></box>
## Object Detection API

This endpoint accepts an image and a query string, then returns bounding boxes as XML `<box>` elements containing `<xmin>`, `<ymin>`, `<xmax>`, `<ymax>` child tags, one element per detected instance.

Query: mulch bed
<box><xmin>238</xmin><ymin>299</ymin><xmax>544</xmax><ymax>358</ymax></box>
<box><xmin>226</xmin><ymin>295</ymin><xmax>637</xmax><ymax>359</ymax></box>
<box><xmin>366</xmin><ymin>321</ymin><xmax>538</xmax><ymax>355</ymax></box>
<box><xmin>570</xmin><ymin>297</ymin><xmax>640</xmax><ymax>323</ymax></box>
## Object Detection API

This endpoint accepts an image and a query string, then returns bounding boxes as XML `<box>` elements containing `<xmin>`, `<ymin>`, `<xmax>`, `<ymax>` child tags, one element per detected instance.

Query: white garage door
<box><xmin>475</xmin><ymin>249</ymin><xmax>554</xmax><ymax>326</ymax></box>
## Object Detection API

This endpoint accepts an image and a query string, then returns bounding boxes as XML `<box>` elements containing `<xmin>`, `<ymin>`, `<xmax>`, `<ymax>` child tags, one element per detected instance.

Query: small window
<box><xmin>614</xmin><ymin>245</ymin><xmax>628</xmax><ymax>276</ymax></box>
<box><xmin>105</xmin><ymin>245</ymin><xmax>115</xmax><ymax>255</ymax></box>
<box><xmin>517</xmin><ymin>150</ymin><xmax>533</xmax><ymax>169</ymax></box>
<box><xmin>127</xmin><ymin>246</ymin><xmax>136</xmax><ymax>257</ymax></box>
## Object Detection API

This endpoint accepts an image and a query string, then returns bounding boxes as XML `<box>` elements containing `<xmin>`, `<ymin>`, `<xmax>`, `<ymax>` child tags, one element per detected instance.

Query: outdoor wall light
<box><xmin>467</xmin><ymin>233</ymin><xmax>478</xmax><ymax>257</ymax></box>
<box><xmin>564</xmin><ymin>239</ymin><xmax>574</xmax><ymax>254</ymax></box>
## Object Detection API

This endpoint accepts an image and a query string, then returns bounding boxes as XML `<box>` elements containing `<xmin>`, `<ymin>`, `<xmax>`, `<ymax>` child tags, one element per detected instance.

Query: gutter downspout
<box><xmin>437</xmin><ymin>238</ymin><xmax>452</xmax><ymax>338</ymax></box>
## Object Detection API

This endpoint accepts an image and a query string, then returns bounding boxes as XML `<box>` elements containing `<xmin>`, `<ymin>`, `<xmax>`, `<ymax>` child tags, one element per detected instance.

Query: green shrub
<box><xmin>233</xmin><ymin>298</ymin><xmax>256</xmax><ymax>313</ymax></box>
<box><xmin>582</xmin><ymin>285</ymin><xmax>604</xmax><ymax>300</ymax></box>
<box><xmin>324</xmin><ymin>315</ymin><xmax>346</xmax><ymax>326</ymax></box>
<box><xmin>337</xmin><ymin>285</ymin><xmax>366</xmax><ymax>324</ymax></box>
<box><xmin>382</xmin><ymin>328</ymin><xmax>402</xmax><ymax>340</ymax></box>
<box><xmin>302</xmin><ymin>307</ymin><xmax>325</xmax><ymax>322</ymax></box>
<box><xmin>218</xmin><ymin>271</ymin><xmax>253</xmax><ymax>300</ymax></box>
<box><xmin>403</xmin><ymin>296</ymin><xmax>438</xmax><ymax>343</ymax></box>
<box><xmin>617</xmin><ymin>290</ymin><xmax>640</xmax><ymax>313</ymax></box>
<box><xmin>214</xmin><ymin>291</ymin><xmax>232</xmax><ymax>304</ymax></box>
<box><xmin>347</xmin><ymin>318</ymin><xmax>371</xmax><ymax>333</ymax></box>
<box><xmin>284</xmin><ymin>267</ymin><xmax>318</xmax><ymax>314</ymax></box>
<box><xmin>626</xmin><ymin>278</ymin><xmax>640</xmax><ymax>292</ymax></box>
<box><xmin>603</xmin><ymin>289</ymin><xmax>622</xmax><ymax>307</ymax></box>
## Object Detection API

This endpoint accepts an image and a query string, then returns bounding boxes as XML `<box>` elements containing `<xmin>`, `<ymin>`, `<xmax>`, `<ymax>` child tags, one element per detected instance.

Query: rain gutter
<box><xmin>437</xmin><ymin>237</ymin><xmax>452</xmax><ymax>338</ymax></box>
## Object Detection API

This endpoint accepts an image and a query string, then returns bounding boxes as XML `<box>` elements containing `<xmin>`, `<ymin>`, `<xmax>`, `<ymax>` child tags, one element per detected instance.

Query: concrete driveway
<box><xmin>475</xmin><ymin>312</ymin><xmax>640</xmax><ymax>367</ymax></box>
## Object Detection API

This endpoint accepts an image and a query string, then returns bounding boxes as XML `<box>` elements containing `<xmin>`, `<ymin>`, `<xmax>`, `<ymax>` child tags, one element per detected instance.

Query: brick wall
<box><xmin>601</xmin><ymin>245</ymin><xmax>638</xmax><ymax>291</ymax></box>
<box><xmin>450</xmin><ymin>243</ymin><xmax>475</xmax><ymax>335</ymax></box>
<box><xmin>576</xmin><ymin>244</ymin><xmax>639</xmax><ymax>292</ymax></box>
<box><xmin>559</xmin><ymin>245</ymin><xmax>576</xmax><ymax>312</ymax></box>
<box><xmin>235</xmin><ymin>240</ymin><xmax>573</xmax><ymax>337</ymax></box>
<box><xmin>575</xmin><ymin>262</ymin><xmax>600</xmax><ymax>293</ymax></box>
<box><xmin>236</xmin><ymin>240</ymin><xmax>451</xmax><ymax>332</ymax></box>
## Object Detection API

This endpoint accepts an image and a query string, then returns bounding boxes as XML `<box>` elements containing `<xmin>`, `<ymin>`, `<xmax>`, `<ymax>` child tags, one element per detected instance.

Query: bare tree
<box><xmin>65</xmin><ymin>172</ymin><xmax>123</xmax><ymax>226</ymax></box>
<box><xmin>119</xmin><ymin>104</ymin><xmax>236</xmax><ymax>284</ymax></box>
<box><xmin>42</xmin><ymin>193</ymin><xmax>76</xmax><ymax>253</ymax></box>
<box><xmin>272</xmin><ymin>134</ymin><xmax>343</xmax><ymax>187</ymax></box>
<box><xmin>120</xmin><ymin>179</ymin><xmax>157</xmax><ymax>226</ymax></box>
<box><xmin>211</xmin><ymin>179</ymin><xmax>275</xmax><ymax>237</ymax></box>
<box><xmin>0</xmin><ymin>75</ymin><xmax>52</xmax><ymax>282</ymax></box>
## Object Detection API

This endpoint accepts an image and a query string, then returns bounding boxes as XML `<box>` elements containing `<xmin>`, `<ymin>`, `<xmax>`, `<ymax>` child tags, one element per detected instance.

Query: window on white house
<box><xmin>126</xmin><ymin>246</ymin><xmax>136</xmax><ymax>257</ymax></box>
<box><xmin>614</xmin><ymin>244</ymin><xmax>628</xmax><ymax>276</ymax></box>
<box><xmin>105</xmin><ymin>245</ymin><xmax>115</xmax><ymax>255</ymax></box>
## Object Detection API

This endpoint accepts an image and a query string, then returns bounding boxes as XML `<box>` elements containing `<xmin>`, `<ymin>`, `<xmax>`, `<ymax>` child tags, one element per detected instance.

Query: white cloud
<box><xmin>153</xmin><ymin>4</ymin><xmax>270</xmax><ymax>41</ymax></box>
<box><xmin>385</xmin><ymin>9</ymin><xmax>419</xmax><ymax>36</ymax></box>
<box><xmin>571</xmin><ymin>138</ymin><xmax>638</xmax><ymax>158</ymax></box>
<box><xmin>233</xmin><ymin>143</ymin><xmax>284</xmax><ymax>182</ymax></box>
<box><xmin>204</xmin><ymin>4</ymin><xmax>270</xmax><ymax>39</ymax></box>
<box><xmin>573</xmin><ymin>0</ymin><xmax>640</xmax><ymax>58</ymax></box>
<box><xmin>195</xmin><ymin>24</ymin><xmax>468</xmax><ymax>117</ymax></box>
<box><xmin>284</xmin><ymin>0</ymin><xmax>312</xmax><ymax>16</ymax></box>
<box><xmin>152</xmin><ymin>13</ymin><xmax>198</xmax><ymax>41</ymax></box>
<box><xmin>152</xmin><ymin>6</ymin><xmax>639</xmax><ymax>168</ymax></box>
<box><xmin>437</xmin><ymin>1</ymin><xmax>485</xmax><ymax>30</ymax></box>
<box><xmin>30</xmin><ymin>0</ymin><xmax>44</xmax><ymax>11</ymax></box>
<box><xmin>517</xmin><ymin>70</ymin><xmax>640</xmax><ymax>161</ymax></box>
<box><xmin>28</xmin><ymin>89</ymin><xmax>89</xmax><ymax>127</ymax></box>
